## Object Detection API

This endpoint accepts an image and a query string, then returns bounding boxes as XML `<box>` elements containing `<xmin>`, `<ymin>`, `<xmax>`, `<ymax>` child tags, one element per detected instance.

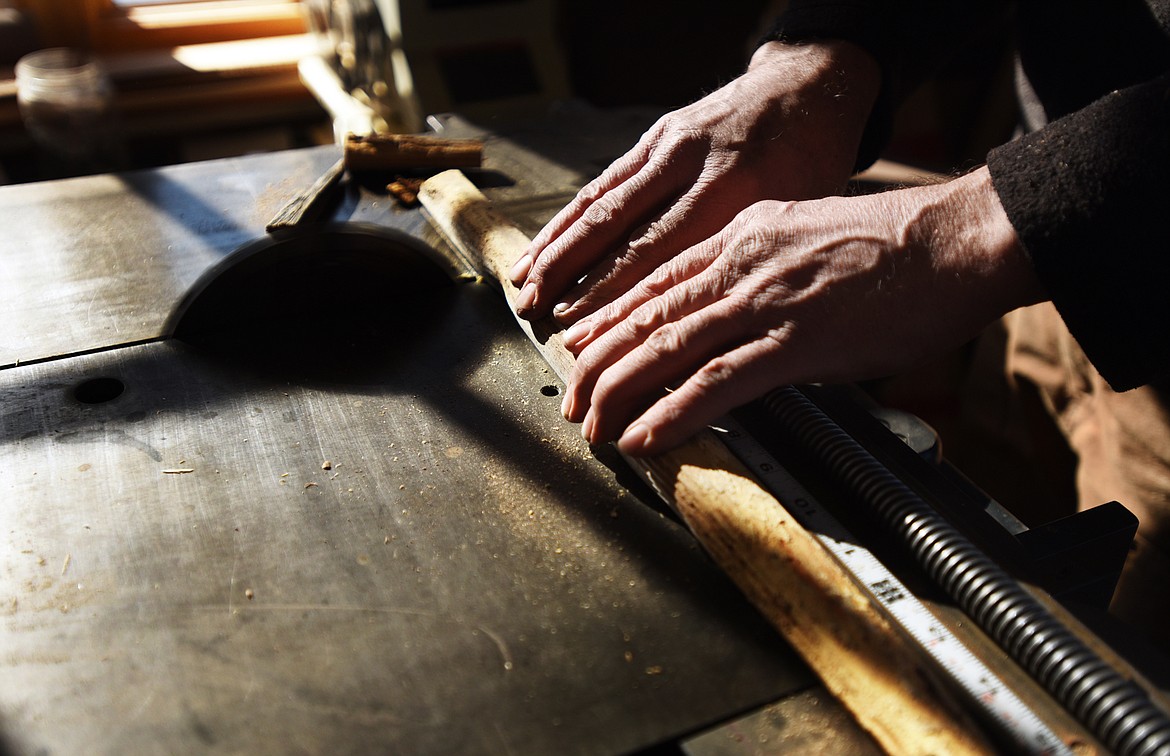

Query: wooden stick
<box><xmin>265</xmin><ymin>157</ymin><xmax>346</xmax><ymax>233</ymax></box>
<box><xmin>419</xmin><ymin>169</ymin><xmax>995</xmax><ymax>755</ymax></box>
<box><xmin>343</xmin><ymin>133</ymin><xmax>484</xmax><ymax>173</ymax></box>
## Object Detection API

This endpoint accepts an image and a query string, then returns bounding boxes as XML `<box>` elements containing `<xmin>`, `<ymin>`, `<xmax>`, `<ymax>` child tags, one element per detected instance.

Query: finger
<box><xmin>549</xmin><ymin>178</ymin><xmax>745</xmax><ymax>324</ymax></box>
<box><xmin>617</xmin><ymin>341</ymin><xmax>790</xmax><ymax>458</ymax></box>
<box><xmin>560</xmin><ymin>317</ymin><xmax>595</xmax><ymax>354</ymax></box>
<box><xmin>517</xmin><ymin>136</ymin><xmax>710</xmax><ymax>320</ymax></box>
<box><xmin>617</xmin><ymin>336</ymin><xmax>792</xmax><ymax>456</ymax></box>
<box><xmin>576</xmin><ymin>292</ymin><xmax>766</xmax><ymax>445</ymax></box>
<box><xmin>562</xmin><ymin>256</ymin><xmax>723</xmax><ymax>424</ymax></box>
<box><xmin>566</xmin><ymin>232</ymin><xmax>724</xmax><ymax>355</ymax></box>
<box><xmin>509</xmin><ymin>143</ymin><xmax>649</xmax><ymax>287</ymax></box>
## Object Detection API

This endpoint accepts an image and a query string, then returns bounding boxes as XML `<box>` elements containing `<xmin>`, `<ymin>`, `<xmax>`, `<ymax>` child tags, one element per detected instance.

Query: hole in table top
<box><xmin>73</xmin><ymin>376</ymin><xmax>125</xmax><ymax>404</ymax></box>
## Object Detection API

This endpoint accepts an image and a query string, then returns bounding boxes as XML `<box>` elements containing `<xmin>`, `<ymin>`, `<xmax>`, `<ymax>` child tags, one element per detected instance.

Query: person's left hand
<box><xmin>557</xmin><ymin>167</ymin><xmax>1042</xmax><ymax>456</ymax></box>
<box><xmin>508</xmin><ymin>40</ymin><xmax>880</xmax><ymax>325</ymax></box>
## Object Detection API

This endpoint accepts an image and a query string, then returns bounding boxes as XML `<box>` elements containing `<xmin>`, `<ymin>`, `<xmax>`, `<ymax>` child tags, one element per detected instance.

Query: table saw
<box><xmin>2</xmin><ymin>106</ymin><xmax>1168</xmax><ymax>755</ymax></box>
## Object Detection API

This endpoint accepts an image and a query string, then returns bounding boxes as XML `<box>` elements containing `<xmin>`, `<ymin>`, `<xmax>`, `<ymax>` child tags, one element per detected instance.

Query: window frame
<box><xmin>20</xmin><ymin>0</ymin><xmax>307</xmax><ymax>51</ymax></box>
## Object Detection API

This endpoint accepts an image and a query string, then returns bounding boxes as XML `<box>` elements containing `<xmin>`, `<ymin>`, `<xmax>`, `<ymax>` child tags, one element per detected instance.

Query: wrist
<box><xmin>749</xmin><ymin>40</ymin><xmax>880</xmax><ymax>122</ymax></box>
<box><xmin>745</xmin><ymin>40</ymin><xmax>881</xmax><ymax>184</ymax></box>
<box><xmin>909</xmin><ymin>167</ymin><xmax>1045</xmax><ymax>315</ymax></box>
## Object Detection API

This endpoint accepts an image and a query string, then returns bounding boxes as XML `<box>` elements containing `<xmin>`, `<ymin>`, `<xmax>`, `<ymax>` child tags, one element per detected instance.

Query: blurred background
<box><xmin>0</xmin><ymin>0</ymin><xmax>1019</xmax><ymax>185</ymax></box>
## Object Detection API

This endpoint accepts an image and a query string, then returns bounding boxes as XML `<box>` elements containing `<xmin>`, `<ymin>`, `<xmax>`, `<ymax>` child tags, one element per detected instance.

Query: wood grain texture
<box><xmin>265</xmin><ymin>157</ymin><xmax>346</xmax><ymax>232</ymax></box>
<box><xmin>343</xmin><ymin>133</ymin><xmax>484</xmax><ymax>172</ymax></box>
<box><xmin>419</xmin><ymin>169</ymin><xmax>996</xmax><ymax>756</ymax></box>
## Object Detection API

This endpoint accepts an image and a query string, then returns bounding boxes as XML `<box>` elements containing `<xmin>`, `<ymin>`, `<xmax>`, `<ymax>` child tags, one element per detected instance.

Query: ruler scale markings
<box><xmin>717</xmin><ymin>417</ymin><xmax>1071</xmax><ymax>756</ymax></box>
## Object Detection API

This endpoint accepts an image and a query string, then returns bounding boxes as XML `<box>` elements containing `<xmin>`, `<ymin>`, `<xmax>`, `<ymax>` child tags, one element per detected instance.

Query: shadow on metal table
<box><xmin>0</xmin><ymin>107</ymin><xmax>818</xmax><ymax>755</ymax></box>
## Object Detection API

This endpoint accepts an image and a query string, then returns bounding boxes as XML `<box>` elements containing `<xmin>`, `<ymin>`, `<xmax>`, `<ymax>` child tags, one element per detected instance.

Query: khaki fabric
<box><xmin>876</xmin><ymin>302</ymin><xmax>1170</xmax><ymax>654</ymax></box>
<box><xmin>1001</xmin><ymin>303</ymin><xmax>1170</xmax><ymax>649</ymax></box>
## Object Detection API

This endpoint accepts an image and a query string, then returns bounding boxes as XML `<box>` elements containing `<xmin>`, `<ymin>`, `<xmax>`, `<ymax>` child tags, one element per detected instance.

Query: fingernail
<box><xmin>581</xmin><ymin>410</ymin><xmax>595</xmax><ymax>444</ymax></box>
<box><xmin>552</xmin><ymin>301</ymin><xmax>571</xmax><ymax>317</ymax></box>
<box><xmin>561</xmin><ymin>320</ymin><xmax>591</xmax><ymax>350</ymax></box>
<box><xmin>618</xmin><ymin>423</ymin><xmax>650</xmax><ymax>453</ymax></box>
<box><xmin>560</xmin><ymin>390</ymin><xmax>572</xmax><ymax>419</ymax></box>
<box><xmin>515</xmin><ymin>282</ymin><xmax>537</xmax><ymax>313</ymax></box>
<box><xmin>508</xmin><ymin>254</ymin><xmax>532</xmax><ymax>284</ymax></box>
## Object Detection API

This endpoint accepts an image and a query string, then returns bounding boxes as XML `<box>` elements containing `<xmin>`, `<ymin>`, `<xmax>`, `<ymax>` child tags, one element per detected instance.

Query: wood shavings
<box><xmin>162</xmin><ymin>468</ymin><xmax>194</xmax><ymax>474</ymax></box>
<box><xmin>387</xmin><ymin>177</ymin><xmax>423</xmax><ymax>207</ymax></box>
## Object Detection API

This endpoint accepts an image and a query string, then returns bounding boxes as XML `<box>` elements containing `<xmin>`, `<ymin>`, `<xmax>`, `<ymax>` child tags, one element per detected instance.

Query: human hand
<box><xmin>557</xmin><ymin>167</ymin><xmax>1043</xmax><ymax>456</ymax></box>
<box><xmin>508</xmin><ymin>40</ymin><xmax>881</xmax><ymax>323</ymax></box>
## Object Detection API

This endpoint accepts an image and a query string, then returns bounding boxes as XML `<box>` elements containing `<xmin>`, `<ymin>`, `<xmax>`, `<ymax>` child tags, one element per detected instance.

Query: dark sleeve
<box><xmin>987</xmin><ymin>73</ymin><xmax>1170</xmax><ymax>390</ymax></box>
<box><xmin>760</xmin><ymin>0</ymin><xmax>1011</xmax><ymax>169</ymax></box>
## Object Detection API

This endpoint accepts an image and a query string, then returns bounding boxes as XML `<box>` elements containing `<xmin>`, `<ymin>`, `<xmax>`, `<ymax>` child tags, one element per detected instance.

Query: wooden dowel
<box><xmin>343</xmin><ymin>132</ymin><xmax>484</xmax><ymax>173</ymax></box>
<box><xmin>419</xmin><ymin>169</ymin><xmax>995</xmax><ymax>756</ymax></box>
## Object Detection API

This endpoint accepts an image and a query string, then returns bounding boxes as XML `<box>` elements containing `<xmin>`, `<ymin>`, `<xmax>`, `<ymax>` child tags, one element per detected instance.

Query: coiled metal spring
<box><xmin>763</xmin><ymin>386</ymin><xmax>1170</xmax><ymax>756</ymax></box>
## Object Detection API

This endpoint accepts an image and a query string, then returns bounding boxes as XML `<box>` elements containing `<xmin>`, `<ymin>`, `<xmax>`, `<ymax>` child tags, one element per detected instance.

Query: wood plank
<box><xmin>264</xmin><ymin>156</ymin><xmax>345</xmax><ymax>232</ymax></box>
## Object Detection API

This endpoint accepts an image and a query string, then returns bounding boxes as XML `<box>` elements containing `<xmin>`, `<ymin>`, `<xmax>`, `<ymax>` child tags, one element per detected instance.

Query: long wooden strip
<box><xmin>265</xmin><ymin>157</ymin><xmax>346</xmax><ymax>232</ymax></box>
<box><xmin>344</xmin><ymin>133</ymin><xmax>484</xmax><ymax>172</ymax></box>
<box><xmin>418</xmin><ymin>169</ymin><xmax>993</xmax><ymax>755</ymax></box>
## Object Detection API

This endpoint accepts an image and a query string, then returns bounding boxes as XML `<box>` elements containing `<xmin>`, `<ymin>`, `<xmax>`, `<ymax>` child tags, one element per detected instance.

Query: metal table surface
<box><xmin>0</xmin><ymin>109</ymin><xmax>814</xmax><ymax>754</ymax></box>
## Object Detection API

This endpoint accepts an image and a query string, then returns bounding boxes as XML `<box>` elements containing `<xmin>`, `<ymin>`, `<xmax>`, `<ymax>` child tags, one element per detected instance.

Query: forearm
<box><xmin>988</xmin><ymin>73</ymin><xmax>1170</xmax><ymax>389</ymax></box>
<box><xmin>905</xmin><ymin>166</ymin><xmax>1045</xmax><ymax>328</ymax></box>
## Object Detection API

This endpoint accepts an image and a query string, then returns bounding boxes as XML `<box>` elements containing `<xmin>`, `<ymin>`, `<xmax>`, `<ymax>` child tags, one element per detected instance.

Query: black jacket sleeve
<box><xmin>988</xmin><ymin>74</ymin><xmax>1170</xmax><ymax>390</ymax></box>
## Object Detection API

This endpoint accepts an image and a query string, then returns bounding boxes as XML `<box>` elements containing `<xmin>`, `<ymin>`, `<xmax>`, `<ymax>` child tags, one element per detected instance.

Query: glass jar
<box><xmin>15</xmin><ymin>48</ymin><xmax>124</xmax><ymax>174</ymax></box>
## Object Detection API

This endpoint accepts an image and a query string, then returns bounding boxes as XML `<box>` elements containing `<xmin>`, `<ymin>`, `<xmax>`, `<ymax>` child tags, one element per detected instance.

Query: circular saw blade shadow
<box><xmin>165</xmin><ymin>223</ymin><xmax>463</xmax><ymax>385</ymax></box>
<box><xmin>0</xmin><ymin>220</ymin><xmax>816</xmax><ymax>755</ymax></box>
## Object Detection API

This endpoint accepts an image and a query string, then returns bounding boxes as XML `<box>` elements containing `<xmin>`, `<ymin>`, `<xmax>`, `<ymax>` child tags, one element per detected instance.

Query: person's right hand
<box><xmin>508</xmin><ymin>39</ymin><xmax>881</xmax><ymax>324</ymax></box>
<box><xmin>554</xmin><ymin>167</ymin><xmax>1044</xmax><ymax>456</ymax></box>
